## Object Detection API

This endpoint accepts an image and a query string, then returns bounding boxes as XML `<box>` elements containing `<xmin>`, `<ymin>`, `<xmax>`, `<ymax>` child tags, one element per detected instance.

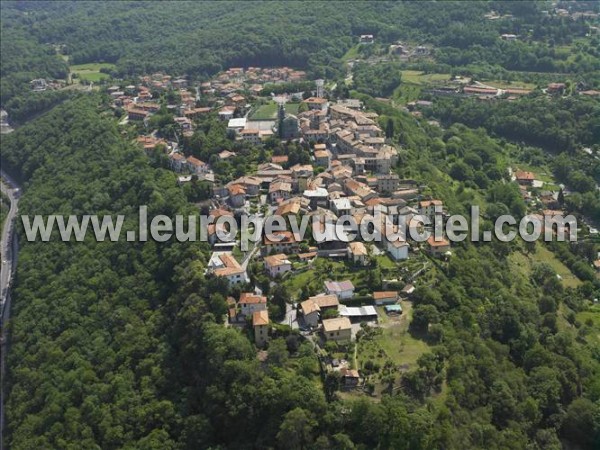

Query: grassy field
<box><xmin>342</xmin><ymin>45</ymin><xmax>360</xmax><ymax>61</ymax></box>
<box><xmin>392</xmin><ymin>70</ymin><xmax>450</xmax><ymax>104</ymax></box>
<box><xmin>400</xmin><ymin>70</ymin><xmax>451</xmax><ymax>85</ymax></box>
<box><xmin>70</xmin><ymin>62</ymin><xmax>115</xmax><ymax>82</ymax></box>
<box><xmin>356</xmin><ymin>301</ymin><xmax>430</xmax><ymax>397</ymax></box>
<box><xmin>282</xmin><ymin>258</ymin><xmax>371</xmax><ymax>300</ymax></box>
<box><xmin>250</xmin><ymin>102</ymin><xmax>301</xmax><ymax>120</ymax></box>
<box><xmin>577</xmin><ymin>304</ymin><xmax>600</xmax><ymax>346</ymax></box>
<box><xmin>484</xmin><ymin>79</ymin><xmax>537</xmax><ymax>90</ymax></box>
<box><xmin>375</xmin><ymin>254</ymin><xmax>397</xmax><ymax>270</ymax></box>
<box><xmin>509</xmin><ymin>243</ymin><xmax>582</xmax><ymax>289</ymax></box>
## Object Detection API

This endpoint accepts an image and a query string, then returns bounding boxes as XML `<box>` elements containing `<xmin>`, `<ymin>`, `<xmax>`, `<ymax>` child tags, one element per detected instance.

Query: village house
<box><xmin>169</xmin><ymin>152</ymin><xmax>188</xmax><ymax>172</ymax></box>
<box><xmin>239</xmin><ymin>292</ymin><xmax>267</xmax><ymax>317</ymax></box>
<box><xmin>373</xmin><ymin>291</ymin><xmax>399</xmax><ymax>306</ymax></box>
<box><xmin>401</xmin><ymin>284</ymin><xmax>415</xmax><ymax>297</ymax></box>
<box><xmin>303</xmin><ymin>187</ymin><xmax>329</xmax><ymax>209</ymax></box>
<box><xmin>322</xmin><ymin>317</ymin><xmax>352</xmax><ymax>341</ymax></box>
<box><xmin>127</xmin><ymin>107</ymin><xmax>150</xmax><ymax>122</ymax></box>
<box><xmin>419</xmin><ymin>199</ymin><xmax>443</xmax><ymax>217</ymax></box>
<box><xmin>339</xmin><ymin>368</ymin><xmax>361</xmax><ymax>388</ymax></box>
<box><xmin>331</xmin><ymin>197</ymin><xmax>352</xmax><ymax>217</ymax></box>
<box><xmin>137</xmin><ymin>135</ymin><xmax>167</xmax><ymax>153</ymax></box>
<box><xmin>253</xmin><ymin>310</ymin><xmax>270</xmax><ymax>347</ymax></box>
<box><xmin>303</xmin><ymin>97</ymin><xmax>329</xmax><ymax>111</ymax></box>
<box><xmin>186</xmin><ymin>156</ymin><xmax>208</xmax><ymax>175</ymax></box>
<box><xmin>264</xmin><ymin>253</ymin><xmax>292</xmax><ymax>278</ymax></box>
<box><xmin>228</xmin><ymin>184</ymin><xmax>246</xmax><ymax>208</ymax></box>
<box><xmin>183</xmin><ymin>107</ymin><xmax>211</xmax><ymax>120</ymax></box>
<box><xmin>218</xmin><ymin>150</ymin><xmax>236</xmax><ymax>160</ymax></box>
<box><xmin>300</xmin><ymin>294</ymin><xmax>340</xmax><ymax>327</ymax></box>
<box><xmin>300</xmin><ymin>298</ymin><xmax>321</xmax><ymax>328</ymax></box>
<box><xmin>376</xmin><ymin>174</ymin><xmax>401</xmax><ymax>193</ymax></box>
<box><xmin>174</xmin><ymin>117</ymin><xmax>193</xmax><ymax>134</ymax></box>
<box><xmin>269</xmin><ymin>179</ymin><xmax>293</xmax><ymax>203</ymax></box>
<box><xmin>348</xmin><ymin>241</ymin><xmax>368</xmax><ymax>266</ymax></box>
<box><xmin>271</xmin><ymin>155</ymin><xmax>289</xmax><ymax>165</ymax></box>
<box><xmin>239</xmin><ymin>128</ymin><xmax>262</xmax><ymax>145</ymax></box>
<box><xmin>426</xmin><ymin>236</ymin><xmax>451</xmax><ymax>256</ymax></box>
<box><xmin>209</xmin><ymin>253</ymin><xmax>249</xmax><ymax>285</ymax></box>
<box><xmin>386</xmin><ymin>237</ymin><xmax>409</xmax><ymax>261</ymax></box>
<box><xmin>275</xmin><ymin>197</ymin><xmax>309</xmax><ymax>216</ymax></box>
<box><xmin>310</xmin><ymin>294</ymin><xmax>340</xmax><ymax>312</ymax></box>
<box><xmin>324</xmin><ymin>280</ymin><xmax>355</xmax><ymax>299</ymax></box>
<box><xmin>218</xmin><ymin>106</ymin><xmax>236</xmax><ymax>121</ymax></box>
<box><xmin>515</xmin><ymin>170</ymin><xmax>536</xmax><ymax>186</ymax></box>
<box><xmin>314</xmin><ymin>149</ymin><xmax>331</xmax><ymax>168</ymax></box>
<box><xmin>229</xmin><ymin>176</ymin><xmax>262</xmax><ymax>196</ymax></box>
<box><xmin>262</xmin><ymin>231</ymin><xmax>301</xmax><ymax>255</ymax></box>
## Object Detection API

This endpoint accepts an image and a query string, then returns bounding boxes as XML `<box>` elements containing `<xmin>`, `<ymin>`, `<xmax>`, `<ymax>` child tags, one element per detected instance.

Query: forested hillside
<box><xmin>1</xmin><ymin>1</ymin><xmax>600</xmax><ymax>449</ymax></box>
<box><xmin>2</xmin><ymin>1</ymin><xmax>598</xmax><ymax>104</ymax></box>
<box><xmin>2</xmin><ymin>94</ymin><xmax>599</xmax><ymax>449</ymax></box>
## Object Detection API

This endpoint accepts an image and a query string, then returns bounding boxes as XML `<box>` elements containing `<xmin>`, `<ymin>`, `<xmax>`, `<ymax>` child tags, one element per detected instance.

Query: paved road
<box><xmin>0</xmin><ymin>169</ymin><xmax>21</xmax><ymax>450</ymax></box>
<box><xmin>0</xmin><ymin>171</ymin><xmax>19</xmax><ymax>309</ymax></box>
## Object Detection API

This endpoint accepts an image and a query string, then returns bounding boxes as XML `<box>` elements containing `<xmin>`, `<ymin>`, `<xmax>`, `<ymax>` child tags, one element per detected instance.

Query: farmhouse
<box><xmin>322</xmin><ymin>317</ymin><xmax>352</xmax><ymax>341</ymax></box>
<box><xmin>324</xmin><ymin>280</ymin><xmax>355</xmax><ymax>299</ymax></box>
<box><xmin>239</xmin><ymin>292</ymin><xmax>267</xmax><ymax>317</ymax></box>
<box><xmin>263</xmin><ymin>253</ymin><xmax>292</xmax><ymax>278</ymax></box>
<box><xmin>373</xmin><ymin>291</ymin><xmax>399</xmax><ymax>306</ymax></box>
<box><xmin>253</xmin><ymin>310</ymin><xmax>270</xmax><ymax>347</ymax></box>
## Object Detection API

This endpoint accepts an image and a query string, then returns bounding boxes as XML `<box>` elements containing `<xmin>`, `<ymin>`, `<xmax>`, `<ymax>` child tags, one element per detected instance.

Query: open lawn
<box><xmin>375</xmin><ymin>254</ymin><xmax>397</xmax><ymax>270</ymax></box>
<box><xmin>393</xmin><ymin>70</ymin><xmax>450</xmax><ymax>103</ymax></box>
<box><xmin>250</xmin><ymin>102</ymin><xmax>300</xmax><ymax>120</ymax></box>
<box><xmin>400</xmin><ymin>70</ymin><xmax>450</xmax><ymax>85</ymax></box>
<box><xmin>70</xmin><ymin>62</ymin><xmax>115</xmax><ymax>82</ymax></box>
<box><xmin>282</xmin><ymin>258</ymin><xmax>379</xmax><ymax>300</ymax></box>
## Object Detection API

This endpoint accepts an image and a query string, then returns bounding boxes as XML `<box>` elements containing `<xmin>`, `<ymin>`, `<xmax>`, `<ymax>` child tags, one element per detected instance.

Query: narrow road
<box><xmin>0</xmin><ymin>169</ymin><xmax>21</xmax><ymax>450</ymax></box>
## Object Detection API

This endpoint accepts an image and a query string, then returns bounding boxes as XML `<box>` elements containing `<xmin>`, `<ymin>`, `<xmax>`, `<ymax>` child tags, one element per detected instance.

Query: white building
<box><xmin>324</xmin><ymin>280</ymin><xmax>355</xmax><ymax>299</ymax></box>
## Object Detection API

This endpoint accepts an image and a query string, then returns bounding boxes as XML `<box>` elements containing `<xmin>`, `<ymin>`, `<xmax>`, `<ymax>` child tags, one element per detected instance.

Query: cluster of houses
<box><xmin>227</xmin><ymin>277</ymin><xmax>409</xmax><ymax>349</ymax></box>
<box><xmin>114</xmin><ymin>70</ymin><xmax>455</xmax><ymax>341</ymax></box>
<box><xmin>206</xmin><ymin>140</ymin><xmax>450</xmax><ymax>262</ymax></box>
<box><xmin>512</xmin><ymin>168</ymin><xmax>580</xmax><ymax>237</ymax></box>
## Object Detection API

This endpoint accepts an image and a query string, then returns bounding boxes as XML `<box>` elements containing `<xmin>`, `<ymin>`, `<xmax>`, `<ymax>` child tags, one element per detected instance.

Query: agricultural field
<box><xmin>70</xmin><ymin>62</ymin><xmax>115</xmax><ymax>82</ymax></box>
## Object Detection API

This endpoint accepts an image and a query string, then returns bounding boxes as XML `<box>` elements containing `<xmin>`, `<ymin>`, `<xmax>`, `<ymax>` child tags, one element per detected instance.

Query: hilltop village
<box><xmin>104</xmin><ymin>66</ymin><xmax>458</xmax><ymax>383</ymax></box>
<box><xmin>78</xmin><ymin>26</ymin><xmax>594</xmax><ymax>395</ymax></box>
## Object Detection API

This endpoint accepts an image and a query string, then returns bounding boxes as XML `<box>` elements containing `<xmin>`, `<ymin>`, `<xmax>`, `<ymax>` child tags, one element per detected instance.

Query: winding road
<box><xmin>0</xmin><ymin>169</ymin><xmax>21</xmax><ymax>450</ymax></box>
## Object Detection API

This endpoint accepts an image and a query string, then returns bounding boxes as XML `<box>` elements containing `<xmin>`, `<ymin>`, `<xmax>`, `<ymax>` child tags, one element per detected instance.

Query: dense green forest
<box><xmin>2</xmin><ymin>1</ymin><xmax>599</xmax><ymax>104</ymax></box>
<box><xmin>2</xmin><ymin>1</ymin><xmax>600</xmax><ymax>449</ymax></box>
<box><xmin>425</xmin><ymin>95</ymin><xmax>600</xmax><ymax>222</ymax></box>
